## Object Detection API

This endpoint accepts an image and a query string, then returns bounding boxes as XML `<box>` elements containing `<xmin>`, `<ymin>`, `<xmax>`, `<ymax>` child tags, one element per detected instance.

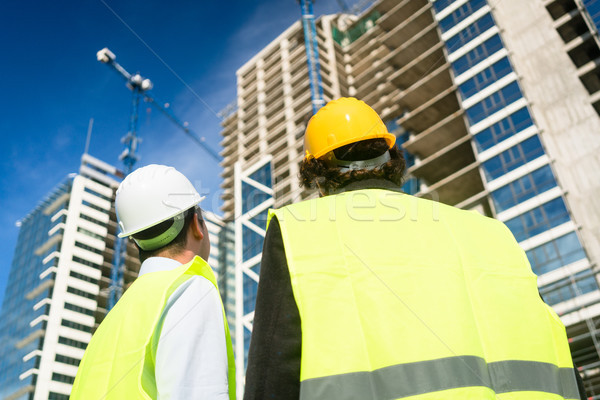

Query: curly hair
<box><xmin>299</xmin><ymin>138</ymin><xmax>406</xmax><ymax>195</ymax></box>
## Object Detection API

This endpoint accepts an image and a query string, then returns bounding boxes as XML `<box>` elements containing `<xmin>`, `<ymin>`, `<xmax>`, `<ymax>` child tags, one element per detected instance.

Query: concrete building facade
<box><xmin>219</xmin><ymin>16</ymin><xmax>348</xmax><ymax>393</ymax></box>
<box><xmin>220</xmin><ymin>0</ymin><xmax>600</xmax><ymax>395</ymax></box>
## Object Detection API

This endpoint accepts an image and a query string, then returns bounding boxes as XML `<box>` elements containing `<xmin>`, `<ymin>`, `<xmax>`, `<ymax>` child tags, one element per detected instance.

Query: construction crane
<box><xmin>96</xmin><ymin>47</ymin><xmax>220</xmax><ymax>310</ymax></box>
<box><xmin>97</xmin><ymin>48</ymin><xmax>220</xmax><ymax>163</ymax></box>
<box><xmin>298</xmin><ymin>0</ymin><xmax>325</xmax><ymax>114</ymax></box>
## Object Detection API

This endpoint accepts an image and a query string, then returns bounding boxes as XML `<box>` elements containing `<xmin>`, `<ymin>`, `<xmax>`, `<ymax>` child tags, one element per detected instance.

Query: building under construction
<box><xmin>220</xmin><ymin>0</ymin><xmax>600</xmax><ymax>395</ymax></box>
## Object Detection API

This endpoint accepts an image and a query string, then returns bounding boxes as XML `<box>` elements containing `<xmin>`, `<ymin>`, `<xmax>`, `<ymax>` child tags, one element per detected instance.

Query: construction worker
<box><xmin>71</xmin><ymin>164</ymin><xmax>235</xmax><ymax>400</ymax></box>
<box><xmin>244</xmin><ymin>97</ymin><xmax>585</xmax><ymax>399</ymax></box>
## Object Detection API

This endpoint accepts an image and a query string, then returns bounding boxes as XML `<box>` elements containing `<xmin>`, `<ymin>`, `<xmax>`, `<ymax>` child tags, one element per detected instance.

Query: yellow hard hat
<box><xmin>304</xmin><ymin>97</ymin><xmax>396</xmax><ymax>160</ymax></box>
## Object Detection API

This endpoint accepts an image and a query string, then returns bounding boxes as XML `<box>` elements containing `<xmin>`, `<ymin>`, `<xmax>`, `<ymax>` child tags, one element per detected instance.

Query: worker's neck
<box><xmin>155</xmin><ymin>248</ymin><xmax>197</xmax><ymax>265</ymax></box>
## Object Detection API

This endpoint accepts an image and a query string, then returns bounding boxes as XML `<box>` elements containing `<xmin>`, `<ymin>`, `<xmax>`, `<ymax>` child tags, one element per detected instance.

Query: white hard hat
<box><xmin>115</xmin><ymin>164</ymin><xmax>204</xmax><ymax>240</ymax></box>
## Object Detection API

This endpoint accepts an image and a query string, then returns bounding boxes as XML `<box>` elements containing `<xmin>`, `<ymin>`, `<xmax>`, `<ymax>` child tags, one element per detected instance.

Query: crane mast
<box><xmin>96</xmin><ymin>47</ymin><xmax>220</xmax><ymax>310</ymax></box>
<box><xmin>299</xmin><ymin>0</ymin><xmax>325</xmax><ymax>114</ymax></box>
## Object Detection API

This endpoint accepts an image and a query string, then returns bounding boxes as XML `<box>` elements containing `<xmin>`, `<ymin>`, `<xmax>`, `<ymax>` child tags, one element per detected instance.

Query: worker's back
<box><xmin>269</xmin><ymin>188</ymin><xmax>579</xmax><ymax>400</ymax></box>
<box><xmin>71</xmin><ymin>256</ymin><xmax>235</xmax><ymax>400</ymax></box>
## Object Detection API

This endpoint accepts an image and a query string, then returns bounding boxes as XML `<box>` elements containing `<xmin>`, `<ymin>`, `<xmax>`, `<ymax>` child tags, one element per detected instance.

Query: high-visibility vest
<box><xmin>269</xmin><ymin>189</ymin><xmax>579</xmax><ymax>400</ymax></box>
<box><xmin>70</xmin><ymin>256</ymin><xmax>235</xmax><ymax>400</ymax></box>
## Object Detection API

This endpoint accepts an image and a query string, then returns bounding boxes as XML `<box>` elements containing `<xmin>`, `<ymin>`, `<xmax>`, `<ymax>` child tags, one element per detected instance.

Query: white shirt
<box><xmin>139</xmin><ymin>257</ymin><xmax>230</xmax><ymax>399</ymax></box>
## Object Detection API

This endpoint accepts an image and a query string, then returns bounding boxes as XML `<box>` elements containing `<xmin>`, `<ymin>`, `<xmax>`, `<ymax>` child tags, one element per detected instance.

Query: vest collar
<box><xmin>327</xmin><ymin>178</ymin><xmax>403</xmax><ymax>195</ymax></box>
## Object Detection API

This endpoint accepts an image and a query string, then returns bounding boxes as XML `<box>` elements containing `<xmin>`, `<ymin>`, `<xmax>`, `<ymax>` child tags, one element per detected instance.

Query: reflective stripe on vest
<box><xmin>70</xmin><ymin>256</ymin><xmax>235</xmax><ymax>400</ymax></box>
<box><xmin>300</xmin><ymin>356</ymin><xmax>580</xmax><ymax>400</ymax></box>
<box><xmin>269</xmin><ymin>189</ymin><xmax>578</xmax><ymax>400</ymax></box>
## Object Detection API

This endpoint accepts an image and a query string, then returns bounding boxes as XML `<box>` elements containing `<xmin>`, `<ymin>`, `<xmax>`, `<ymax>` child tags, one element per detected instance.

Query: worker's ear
<box><xmin>190</xmin><ymin>213</ymin><xmax>204</xmax><ymax>240</ymax></box>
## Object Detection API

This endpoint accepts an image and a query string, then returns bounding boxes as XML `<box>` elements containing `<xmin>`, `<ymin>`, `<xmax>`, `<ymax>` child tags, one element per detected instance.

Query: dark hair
<box><xmin>132</xmin><ymin>207</ymin><xmax>202</xmax><ymax>263</ymax></box>
<box><xmin>299</xmin><ymin>138</ymin><xmax>406</xmax><ymax>195</ymax></box>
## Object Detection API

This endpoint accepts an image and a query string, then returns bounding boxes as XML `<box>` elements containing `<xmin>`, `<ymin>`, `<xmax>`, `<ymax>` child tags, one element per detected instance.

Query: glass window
<box><xmin>51</xmin><ymin>372</ymin><xmax>75</xmax><ymax>384</ymax></box>
<box><xmin>74</xmin><ymin>241</ymin><xmax>103</xmax><ymax>255</ymax></box>
<box><xmin>459</xmin><ymin>57</ymin><xmax>512</xmax><ymax>100</ymax></box>
<box><xmin>584</xmin><ymin>0</ymin><xmax>600</xmax><ymax>33</ymax></box>
<box><xmin>58</xmin><ymin>336</ymin><xmax>88</xmax><ymax>350</ymax></box>
<box><xmin>481</xmin><ymin>135</ymin><xmax>545</xmax><ymax>181</ymax></box>
<box><xmin>244</xmin><ymin>326</ymin><xmax>252</xmax><ymax>372</ymax></box>
<box><xmin>504</xmin><ymin>197</ymin><xmax>571</xmax><ymax>242</ymax></box>
<box><xmin>82</xmin><ymin>199</ymin><xmax>107</xmax><ymax>213</ymax></box>
<box><xmin>466</xmin><ymin>81</ymin><xmax>522</xmax><ymax>125</ymax></box>
<box><xmin>69</xmin><ymin>270</ymin><xmax>98</xmax><ymax>285</ymax></box>
<box><xmin>527</xmin><ymin>232</ymin><xmax>587</xmax><ymax>276</ymax></box>
<box><xmin>248</xmin><ymin>163</ymin><xmax>272</xmax><ymax>188</ymax></box>
<box><xmin>439</xmin><ymin>0</ymin><xmax>487</xmax><ymax>33</ymax></box>
<box><xmin>55</xmin><ymin>353</ymin><xmax>81</xmax><ymax>367</ymax></box>
<box><xmin>402</xmin><ymin>177</ymin><xmax>420</xmax><ymax>196</ymax></box>
<box><xmin>491</xmin><ymin>165</ymin><xmax>557</xmax><ymax>213</ymax></box>
<box><xmin>446</xmin><ymin>13</ymin><xmax>495</xmax><ymax>53</ymax></box>
<box><xmin>72</xmin><ymin>255</ymin><xmax>101</xmax><ymax>270</ymax></box>
<box><xmin>64</xmin><ymin>302</ymin><xmax>95</xmax><ymax>317</ymax></box>
<box><xmin>79</xmin><ymin>212</ymin><xmax>106</xmax><ymax>227</ymax></box>
<box><xmin>61</xmin><ymin>319</ymin><xmax>92</xmax><ymax>333</ymax></box>
<box><xmin>452</xmin><ymin>34</ymin><xmax>503</xmax><ymax>76</ymax></box>
<box><xmin>242</xmin><ymin>182</ymin><xmax>271</xmax><ymax>213</ymax></box>
<box><xmin>249</xmin><ymin>208</ymin><xmax>269</xmax><ymax>231</ymax></box>
<box><xmin>433</xmin><ymin>0</ymin><xmax>457</xmax><ymax>13</ymax></box>
<box><xmin>242</xmin><ymin>225</ymin><xmax>264</xmax><ymax>262</ymax></box>
<box><xmin>243</xmin><ymin>274</ymin><xmax>258</xmax><ymax>315</ymax></box>
<box><xmin>540</xmin><ymin>270</ymin><xmax>599</xmax><ymax>305</ymax></box>
<box><xmin>473</xmin><ymin>107</ymin><xmax>533</xmax><ymax>152</ymax></box>
<box><xmin>250</xmin><ymin>262</ymin><xmax>261</xmax><ymax>276</ymax></box>
<box><xmin>84</xmin><ymin>186</ymin><xmax>112</xmax><ymax>202</ymax></box>
<box><xmin>49</xmin><ymin>392</ymin><xmax>70</xmax><ymax>400</ymax></box>
<box><xmin>77</xmin><ymin>226</ymin><xmax>104</xmax><ymax>241</ymax></box>
<box><xmin>385</xmin><ymin>118</ymin><xmax>399</xmax><ymax>134</ymax></box>
<box><xmin>66</xmin><ymin>286</ymin><xmax>96</xmax><ymax>301</ymax></box>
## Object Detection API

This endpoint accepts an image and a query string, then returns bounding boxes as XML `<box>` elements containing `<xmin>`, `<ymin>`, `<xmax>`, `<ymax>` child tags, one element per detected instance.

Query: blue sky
<box><xmin>0</xmin><ymin>0</ymin><xmax>346</xmax><ymax>306</ymax></box>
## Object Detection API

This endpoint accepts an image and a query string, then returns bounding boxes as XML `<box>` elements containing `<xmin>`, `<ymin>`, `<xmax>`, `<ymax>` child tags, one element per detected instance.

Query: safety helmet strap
<box><xmin>133</xmin><ymin>212</ymin><xmax>186</xmax><ymax>251</ymax></box>
<box><xmin>329</xmin><ymin>150</ymin><xmax>391</xmax><ymax>172</ymax></box>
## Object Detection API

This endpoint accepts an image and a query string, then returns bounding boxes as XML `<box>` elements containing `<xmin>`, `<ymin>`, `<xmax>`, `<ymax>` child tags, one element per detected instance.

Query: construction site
<box><xmin>1</xmin><ymin>0</ymin><xmax>600</xmax><ymax>398</ymax></box>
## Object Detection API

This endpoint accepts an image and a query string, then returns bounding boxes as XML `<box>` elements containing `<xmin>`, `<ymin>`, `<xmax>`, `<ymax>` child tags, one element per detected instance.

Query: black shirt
<box><xmin>244</xmin><ymin>218</ymin><xmax>301</xmax><ymax>399</ymax></box>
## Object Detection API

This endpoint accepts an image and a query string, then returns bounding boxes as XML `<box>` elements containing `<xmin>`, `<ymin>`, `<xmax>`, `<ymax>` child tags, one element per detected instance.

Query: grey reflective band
<box><xmin>133</xmin><ymin>212</ymin><xmax>185</xmax><ymax>251</ymax></box>
<box><xmin>299</xmin><ymin>356</ymin><xmax>580</xmax><ymax>400</ymax></box>
<box><xmin>331</xmin><ymin>150</ymin><xmax>391</xmax><ymax>172</ymax></box>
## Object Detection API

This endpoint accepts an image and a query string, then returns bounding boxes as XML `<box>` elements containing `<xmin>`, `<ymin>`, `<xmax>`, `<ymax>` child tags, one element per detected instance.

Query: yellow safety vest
<box><xmin>70</xmin><ymin>256</ymin><xmax>235</xmax><ymax>400</ymax></box>
<box><xmin>269</xmin><ymin>189</ymin><xmax>579</xmax><ymax>400</ymax></box>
